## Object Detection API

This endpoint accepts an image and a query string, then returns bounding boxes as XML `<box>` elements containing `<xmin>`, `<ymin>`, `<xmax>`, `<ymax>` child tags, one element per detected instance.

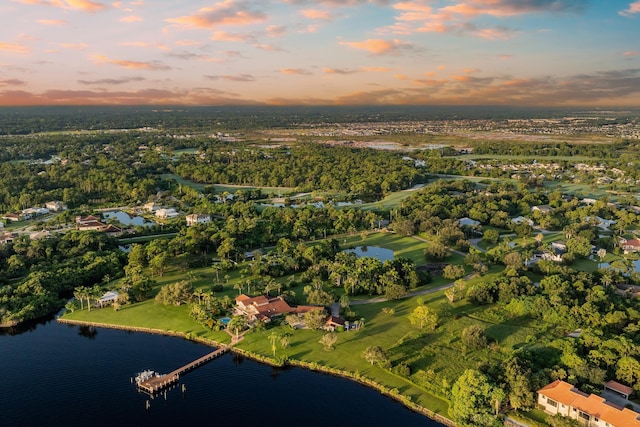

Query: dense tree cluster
<box><xmin>174</xmin><ymin>143</ymin><xmax>425</xmax><ymax>200</ymax></box>
<box><xmin>0</xmin><ymin>232</ymin><xmax>123</xmax><ymax>324</ymax></box>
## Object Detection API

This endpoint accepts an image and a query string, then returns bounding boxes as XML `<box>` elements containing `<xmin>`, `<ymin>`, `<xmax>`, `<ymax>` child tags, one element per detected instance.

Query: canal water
<box><xmin>0</xmin><ymin>318</ymin><xmax>443</xmax><ymax>427</ymax></box>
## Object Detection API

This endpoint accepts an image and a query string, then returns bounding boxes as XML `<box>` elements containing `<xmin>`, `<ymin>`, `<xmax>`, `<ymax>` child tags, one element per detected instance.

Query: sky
<box><xmin>1</xmin><ymin>0</ymin><xmax>639</xmax><ymax>107</ymax></box>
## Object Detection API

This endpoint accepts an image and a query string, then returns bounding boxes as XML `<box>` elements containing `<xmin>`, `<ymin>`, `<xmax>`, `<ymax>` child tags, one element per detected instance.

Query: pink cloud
<box><xmin>59</xmin><ymin>43</ymin><xmax>88</xmax><ymax>49</ymax></box>
<box><xmin>280</xmin><ymin>68</ymin><xmax>312</xmax><ymax>75</ymax></box>
<box><xmin>16</xmin><ymin>0</ymin><xmax>107</xmax><ymax>12</ymax></box>
<box><xmin>91</xmin><ymin>54</ymin><xmax>171</xmax><ymax>70</ymax></box>
<box><xmin>339</xmin><ymin>38</ymin><xmax>413</xmax><ymax>55</ymax></box>
<box><xmin>119</xmin><ymin>15</ymin><xmax>142</xmax><ymax>23</ymax></box>
<box><xmin>211</xmin><ymin>31</ymin><xmax>255</xmax><ymax>42</ymax></box>
<box><xmin>0</xmin><ymin>42</ymin><xmax>30</xmax><ymax>53</ymax></box>
<box><xmin>166</xmin><ymin>1</ymin><xmax>267</xmax><ymax>28</ymax></box>
<box><xmin>37</xmin><ymin>19</ymin><xmax>68</xmax><ymax>25</ymax></box>
<box><xmin>623</xmin><ymin>50</ymin><xmax>640</xmax><ymax>57</ymax></box>
<box><xmin>620</xmin><ymin>1</ymin><xmax>640</xmax><ymax>16</ymax></box>
<box><xmin>265</xmin><ymin>25</ymin><xmax>286</xmax><ymax>37</ymax></box>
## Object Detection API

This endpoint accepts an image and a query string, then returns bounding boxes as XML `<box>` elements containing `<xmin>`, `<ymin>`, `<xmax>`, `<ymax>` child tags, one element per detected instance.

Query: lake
<box><xmin>103</xmin><ymin>210</ymin><xmax>153</xmax><ymax>227</ymax></box>
<box><xmin>0</xmin><ymin>318</ymin><xmax>442</xmax><ymax>427</ymax></box>
<box><xmin>344</xmin><ymin>246</ymin><xmax>395</xmax><ymax>262</ymax></box>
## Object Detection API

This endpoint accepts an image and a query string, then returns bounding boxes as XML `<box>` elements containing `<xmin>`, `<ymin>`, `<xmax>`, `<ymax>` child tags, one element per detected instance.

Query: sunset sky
<box><xmin>1</xmin><ymin>0</ymin><xmax>639</xmax><ymax>106</ymax></box>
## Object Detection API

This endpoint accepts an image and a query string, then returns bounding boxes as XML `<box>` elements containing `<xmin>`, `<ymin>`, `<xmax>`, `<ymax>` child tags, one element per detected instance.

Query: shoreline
<box><xmin>57</xmin><ymin>317</ymin><xmax>455</xmax><ymax>427</ymax></box>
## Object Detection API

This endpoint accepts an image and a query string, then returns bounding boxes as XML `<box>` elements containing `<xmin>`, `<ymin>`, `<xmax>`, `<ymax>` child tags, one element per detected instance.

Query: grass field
<box><xmin>161</xmin><ymin>173</ymin><xmax>296</xmax><ymax>196</ymax></box>
<box><xmin>61</xmin><ymin>230</ymin><xmax>562</xmax><ymax>422</ymax></box>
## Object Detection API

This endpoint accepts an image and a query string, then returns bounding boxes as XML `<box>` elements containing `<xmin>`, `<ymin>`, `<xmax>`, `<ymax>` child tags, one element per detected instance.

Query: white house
<box><xmin>185</xmin><ymin>213</ymin><xmax>211</xmax><ymax>226</ymax></box>
<box><xmin>155</xmin><ymin>208</ymin><xmax>179</xmax><ymax>219</ymax></box>
<box><xmin>458</xmin><ymin>217</ymin><xmax>480</xmax><ymax>227</ymax></box>
<box><xmin>45</xmin><ymin>201</ymin><xmax>66</xmax><ymax>212</ymax></box>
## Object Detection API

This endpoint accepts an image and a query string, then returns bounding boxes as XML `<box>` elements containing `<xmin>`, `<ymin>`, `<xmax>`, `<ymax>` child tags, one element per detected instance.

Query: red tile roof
<box><xmin>605</xmin><ymin>380</ymin><xmax>634</xmax><ymax>396</ymax></box>
<box><xmin>538</xmin><ymin>380</ymin><xmax>640</xmax><ymax>427</ymax></box>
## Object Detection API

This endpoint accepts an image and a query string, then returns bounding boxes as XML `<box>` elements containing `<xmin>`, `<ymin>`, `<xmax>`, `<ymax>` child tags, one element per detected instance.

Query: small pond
<box><xmin>103</xmin><ymin>210</ymin><xmax>153</xmax><ymax>227</ymax></box>
<box><xmin>344</xmin><ymin>246</ymin><xmax>394</xmax><ymax>262</ymax></box>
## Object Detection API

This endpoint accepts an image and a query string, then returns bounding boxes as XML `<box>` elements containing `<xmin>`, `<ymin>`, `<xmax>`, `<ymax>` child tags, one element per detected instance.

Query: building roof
<box><xmin>538</xmin><ymin>380</ymin><xmax>640</xmax><ymax>427</ymax></box>
<box><xmin>605</xmin><ymin>380</ymin><xmax>634</xmax><ymax>397</ymax></box>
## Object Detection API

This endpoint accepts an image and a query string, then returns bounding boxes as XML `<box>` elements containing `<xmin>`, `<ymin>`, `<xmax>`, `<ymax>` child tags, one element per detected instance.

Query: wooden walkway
<box><xmin>137</xmin><ymin>346</ymin><xmax>230</xmax><ymax>395</ymax></box>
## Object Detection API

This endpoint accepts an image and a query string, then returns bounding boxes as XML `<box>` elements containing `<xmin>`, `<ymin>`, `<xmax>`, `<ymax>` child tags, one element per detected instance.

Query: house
<box><xmin>155</xmin><ymin>208</ymin><xmax>179</xmax><ymax>219</ymax></box>
<box><xmin>186</xmin><ymin>213</ymin><xmax>211</xmax><ymax>226</ymax></box>
<box><xmin>29</xmin><ymin>230</ymin><xmax>51</xmax><ymax>240</ymax></box>
<box><xmin>77</xmin><ymin>221</ymin><xmax>107</xmax><ymax>231</ymax></box>
<box><xmin>325</xmin><ymin>316</ymin><xmax>346</xmax><ymax>331</ymax></box>
<box><xmin>604</xmin><ymin>381</ymin><xmax>634</xmax><ymax>401</ymax></box>
<box><xmin>1</xmin><ymin>213</ymin><xmax>23</xmax><ymax>222</ymax></box>
<box><xmin>532</xmin><ymin>205</ymin><xmax>554</xmax><ymax>214</ymax></box>
<box><xmin>235</xmin><ymin>294</ymin><xmax>320</xmax><ymax>322</ymax></box>
<box><xmin>45</xmin><ymin>201</ymin><xmax>66</xmax><ymax>212</ymax></box>
<box><xmin>538</xmin><ymin>380</ymin><xmax>640</xmax><ymax>427</ymax></box>
<box><xmin>96</xmin><ymin>291</ymin><xmax>119</xmax><ymax>307</ymax></box>
<box><xmin>143</xmin><ymin>202</ymin><xmax>158</xmax><ymax>212</ymax></box>
<box><xmin>458</xmin><ymin>217</ymin><xmax>480</xmax><ymax>227</ymax></box>
<box><xmin>620</xmin><ymin>238</ymin><xmax>640</xmax><ymax>254</ymax></box>
<box><xmin>76</xmin><ymin>215</ymin><xmax>101</xmax><ymax>224</ymax></box>
<box><xmin>0</xmin><ymin>232</ymin><xmax>18</xmax><ymax>244</ymax></box>
<box><xmin>511</xmin><ymin>216</ymin><xmax>534</xmax><ymax>226</ymax></box>
<box><xmin>22</xmin><ymin>207</ymin><xmax>49</xmax><ymax>217</ymax></box>
<box><xmin>585</xmin><ymin>216</ymin><xmax>617</xmax><ymax>231</ymax></box>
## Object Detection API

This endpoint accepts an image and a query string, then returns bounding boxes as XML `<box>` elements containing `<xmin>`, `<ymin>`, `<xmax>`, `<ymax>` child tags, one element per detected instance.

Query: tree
<box><xmin>424</xmin><ymin>242</ymin><xmax>449</xmax><ymax>261</ymax></box>
<box><xmin>319</xmin><ymin>333</ymin><xmax>337</xmax><ymax>351</ymax></box>
<box><xmin>483</xmin><ymin>229</ymin><xmax>499</xmax><ymax>244</ymax></box>
<box><xmin>461</xmin><ymin>324</ymin><xmax>488</xmax><ymax>351</ymax></box>
<box><xmin>268</xmin><ymin>331</ymin><xmax>279</xmax><ymax>357</ymax></box>
<box><xmin>450</xmin><ymin>369</ymin><xmax>500</xmax><ymax>427</ymax></box>
<box><xmin>155</xmin><ymin>280</ymin><xmax>194</xmax><ymax>306</ymax></box>
<box><xmin>408</xmin><ymin>304</ymin><xmax>438</xmax><ymax>331</ymax></box>
<box><xmin>227</xmin><ymin>316</ymin><xmax>248</xmax><ymax>341</ymax></box>
<box><xmin>362</xmin><ymin>346</ymin><xmax>387</xmax><ymax>365</ymax></box>
<box><xmin>442</xmin><ymin>264</ymin><xmax>465</xmax><ymax>281</ymax></box>
<box><xmin>280</xmin><ymin>332</ymin><xmax>292</xmax><ymax>349</ymax></box>
<box><xmin>304</xmin><ymin>309</ymin><xmax>327</xmax><ymax>330</ymax></box>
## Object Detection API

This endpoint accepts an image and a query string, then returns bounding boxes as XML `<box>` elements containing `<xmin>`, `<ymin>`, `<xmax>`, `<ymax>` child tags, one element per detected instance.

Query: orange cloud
<box><xmin>339</xmin><ymin>38</ymin><xmax>413</xmax><ymax>55</ymax></box>
<box><xmin>280</xmin><ymin>68</ymin><xmax>312</xmax><ymax>75</ymax></box>
<box><xmin>175</xmin><ymin>40</ymin><xmax>201</xmax><ymax>46</ymax></box>
<box><xmin>37</xmin><ymin>19</ymin><xmax>68</xmax><ymax>25</ymax></box>
<box><xmin>0</xmin><ymin>42</ymin><xmax>30</xmax><ymax>53</ymax></box>
<box><xmin>393</xmin><ymin>2</ymin><xmax>433</xmax><ymax>21</ymax></box>
<box><xmin>166</xmin><ymin>2</ymin><xmax>266</xmax><ymax>28</ymax></box>
<box><xmin>211</xmin><ymin>31</ymin><xmax>255</xmax><ymax>42</ymax></box>
<box><xmin>119</xmin><ymin>15</ymin><xmax>142</xmax><ymax>23</ymax></box>
<box><xmin>16</xmin><ymin>0</ymin><xmax>107</xmax><ymax>12</ymax></box>
<box><xmin>59</xmin><ymin>43</ymin><xmax>88</xmax><ymax>49</ymax></box>
<box><xmin>91</xmin><ymin>54</ymin><xmax>171</xmax><ymax>70</ymax></box>
<box><xmin>301</xmin><ymin>9</ymin><xmax>333</xmax><ymax>20</ymax></box>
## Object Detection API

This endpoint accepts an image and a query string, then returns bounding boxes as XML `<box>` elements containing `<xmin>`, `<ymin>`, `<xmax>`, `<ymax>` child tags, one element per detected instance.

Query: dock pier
<box><xmin>136</xmin><ymin>345</ymin><xmax>230</xmax><ymax>395</ymax></box>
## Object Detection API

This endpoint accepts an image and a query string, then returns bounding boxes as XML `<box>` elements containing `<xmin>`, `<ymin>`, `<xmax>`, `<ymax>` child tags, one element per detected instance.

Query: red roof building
<box><xmin>538</xmin><ymin>380</ymin><xmax>640</xmax><ymax>427</ymax></box>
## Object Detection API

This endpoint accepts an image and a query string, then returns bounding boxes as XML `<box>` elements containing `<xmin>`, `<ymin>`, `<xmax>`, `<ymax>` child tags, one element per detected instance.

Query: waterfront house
<box><xmin>235</xmin><ymin>294</ymin><xmax>320</xmax><ymax>322</ymax></box>
<box><xmin>537</xmin><ymin>380</ymin><xmax>640</xmax><ymax>427</ymax></box>
<box><xmin>155</xmin><ymin>208</ymin><xmax>179</xmax><ymax>219</ymax></box>
<box><xmin>97</xmin><ymin>291</ymin><xmax>119</xmax><ymax>308</ymax></box>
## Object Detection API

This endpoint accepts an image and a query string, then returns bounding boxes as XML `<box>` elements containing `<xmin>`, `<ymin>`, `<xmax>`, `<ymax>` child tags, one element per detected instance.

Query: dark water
<box><xmin>0</xmin><ymin>318</ymin><xmax>442</xmax><ymax>427</ymax></box>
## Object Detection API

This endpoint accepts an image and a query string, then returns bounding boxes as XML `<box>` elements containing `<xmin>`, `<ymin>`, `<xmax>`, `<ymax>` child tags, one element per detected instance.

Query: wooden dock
<box><xmin>137</xmin><ymin>346</ymin><xmax>230</xmax><ymax>395</ymax></box>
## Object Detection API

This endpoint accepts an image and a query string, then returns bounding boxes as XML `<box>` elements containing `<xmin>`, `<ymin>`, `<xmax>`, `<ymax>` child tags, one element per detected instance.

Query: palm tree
<box><xmin>268</xmin><ymin>331</ymin><xmax>278</xmax><ymax>357</ymax></box>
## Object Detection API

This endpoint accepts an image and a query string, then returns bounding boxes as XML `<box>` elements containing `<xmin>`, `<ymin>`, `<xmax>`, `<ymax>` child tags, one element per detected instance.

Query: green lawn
<box><xmin>59</xmin><ymin>232</ymin><xmax>547</xmax><ymax>422</ymax></box>
<box><xmin>161</xmin><ymin>173</ymin><xmax>295</xmax><ymax>196</ymax></box>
